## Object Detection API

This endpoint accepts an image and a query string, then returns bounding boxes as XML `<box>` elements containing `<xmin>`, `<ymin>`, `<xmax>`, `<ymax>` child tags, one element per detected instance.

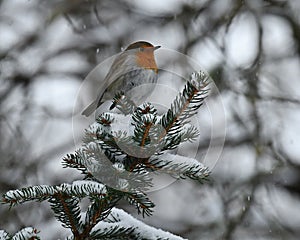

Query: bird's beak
<box><xmin>153</xmin><ymin>46</ymin><xmax>161</xmax><ymax>51</ymax></box>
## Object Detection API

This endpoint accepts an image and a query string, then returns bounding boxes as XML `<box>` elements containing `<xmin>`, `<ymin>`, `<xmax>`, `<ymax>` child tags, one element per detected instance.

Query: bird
<box><xmin>82</xmin><ymin>41</ymin><xmax>161</xmax><ymax>117</ymax></box>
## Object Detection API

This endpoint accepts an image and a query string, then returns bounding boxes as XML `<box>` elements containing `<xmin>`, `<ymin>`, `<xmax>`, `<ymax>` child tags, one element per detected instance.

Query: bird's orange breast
<box><xmin>135</xmin><ymin>51</ymin><xmax>158</xmax><ymax>73</ymax></box>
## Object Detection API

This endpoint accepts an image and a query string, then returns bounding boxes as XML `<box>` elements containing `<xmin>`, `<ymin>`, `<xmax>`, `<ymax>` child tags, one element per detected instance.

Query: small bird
<box><xmin>82</xmin><ymin>41</ymin><xmax>160</xmax><ymax>117</ymax></box>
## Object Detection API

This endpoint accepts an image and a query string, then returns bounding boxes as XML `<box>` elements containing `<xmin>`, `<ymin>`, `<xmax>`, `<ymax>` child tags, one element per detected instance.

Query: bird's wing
<box><xmin>81</xmin><ymin>52</ymin><xmax>139</xmax><ymax>116</ymax></box>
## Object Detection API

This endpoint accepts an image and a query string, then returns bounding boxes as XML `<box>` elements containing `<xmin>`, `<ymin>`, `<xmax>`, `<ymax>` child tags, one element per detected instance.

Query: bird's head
<box><xmin>125</xmin><ymin>41</ymin><xmax>160</xmax><ymax>73</ymax></box>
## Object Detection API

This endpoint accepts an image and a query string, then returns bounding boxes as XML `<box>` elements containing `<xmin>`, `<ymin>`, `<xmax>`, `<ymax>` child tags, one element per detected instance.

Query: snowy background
<box><xmin>1</xmin><ymin>0</ymin><xmax>300</xmax><ymax>239</ymax></box>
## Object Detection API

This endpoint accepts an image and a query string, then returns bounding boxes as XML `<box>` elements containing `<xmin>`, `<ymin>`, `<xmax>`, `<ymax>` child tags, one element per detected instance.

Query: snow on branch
<box><xmin>150</xmin><ymin>153</ymin><xmax>210</xmax><ymax>182</ymax></box>
<box><xmin>59</xmin><ymin>180</ymin><xmax>107</xmax><ymax>197</ymax></box>
<box><xmin>94</xmin><ymin>207</ymin><xmax>187</xmax><ymax>240</ymax></box>
<box><xmin>12</xmin><ymin>227</ymin><xmax>39</xmax><ymax>240</ymax></box>
<box><xmin>2</xmin><ymin>181</ymin><xmax>106</xmax><ymax>206</ymax></box>
<box><xmin>2</xmin><ymin>185</ymin><xmax>57</xmax><ymax>206</ymax></box>
<box><xmin>0</xmin><ymin>227</ymin><xmax>40</xmax><ymax>240</ymax></box>
<box><xmin>0</xmin><ymin>230</ymin><xmax>9</xmax><ymax>239</ymax></box>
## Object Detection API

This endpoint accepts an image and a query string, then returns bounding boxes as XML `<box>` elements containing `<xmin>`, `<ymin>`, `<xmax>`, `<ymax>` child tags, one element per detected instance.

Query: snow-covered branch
<box><xmin>91</xmin><ymin>207</ymin><xmax>187</xmax><ymax>240</ymax></box>
<box><xmin>0</xmin><ymin>227</ymin><xmax>39</xmax><ymax>240</ymax></box>
<box><xmin>150</xmin><ymin>153</ymin><xmax>210</xmax><ymax>182</ymax></box>
<box><xmin>2</xmin><ymin>181</ymin><xmax>106</xmax><ymax>206</ymax></box>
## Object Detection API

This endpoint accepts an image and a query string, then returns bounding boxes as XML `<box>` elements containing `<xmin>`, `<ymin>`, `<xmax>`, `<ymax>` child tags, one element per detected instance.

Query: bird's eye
<box><xmin>139</xmin><ymin>47</ymin><xmax>144</xmax><ymax>52</ymax></box>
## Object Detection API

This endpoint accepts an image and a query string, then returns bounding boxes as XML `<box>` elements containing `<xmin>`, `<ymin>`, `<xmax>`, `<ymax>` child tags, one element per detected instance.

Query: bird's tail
<box><xmin>81</xmin><ymin>100</ymin><xmax>98</xmax><ymax>117</ymax></box>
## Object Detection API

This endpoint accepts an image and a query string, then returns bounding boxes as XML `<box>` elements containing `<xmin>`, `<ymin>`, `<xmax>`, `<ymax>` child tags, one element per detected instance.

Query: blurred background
<box><xmin>1</xmin><ymin>0</ymin><xmax>300</xmax><ymax>239</ymax></box>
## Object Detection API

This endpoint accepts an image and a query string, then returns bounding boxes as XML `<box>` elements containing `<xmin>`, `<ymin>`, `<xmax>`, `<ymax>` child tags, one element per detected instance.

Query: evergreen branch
<box><xmin>162</xmin><ymin>124</ymin><xmax>200</xmax><ymax>150</ymax></box>
<box><xmin>90</xmin><ymin>225</ymin><xmax>135</xmax><ymax>240</ymax></box>
<box><xmin>1</xmin><ymin>71</ymin><xmax>212</xmax><ymax>239</ymax></box>
<box><xmin>96</xmin><ymin>113</ymin><xmax>115</xmax><ymax>126</ymax></box>
<box><xmin>150</xmin><ymin>153</ymin><xmax>210</xmax><ymax>183</ymax></box>
<box><xmin>59</xmin><ymin>181</ymin><xmax>107</xmax><ymax>197</ymax></box>
<box><xmin>159</xmin><ymin>82</ymin><xmax>197</xmax><ymax>134</ymax></box>
<box><xmin>49</xmin><ymin>195</ymin><xmax>82</xmax><ymax>236</ymax></box>
<box><xmin>84</xmin><ymin>199</ymin><xmax>111</xmax><ymax>228</ymax></box>
<box><xmin>113</xmin><ymin>92</ymin><xmax>137</xmax><ymax>115</ymax></box>
<box><xmin>103</xmin><ymin>208</ymin><xmax>187</xmax><ymax>240</ymax></box>
<box><xmin>84</xmin><ymin>124</ymin><xmax>126</xmax><ymax>162</ymax></box>
<box><xmin>122</xmin><ymin>191</ymin><xmax>155</xmax><ymax>217</ymax></box>
<box><xmin>19</xmin><ymin>181</ymin><xmax>107</xmax><ymax>238</ymax></box>
<box><xmin>11</xmin><ymin>227</ymin><xmax>39</xmax><ymax>240</ymax></box>
<box><xmin>82</xmin><ymin>192</ymin><xmax>122</xmax><ymax>237</ymax></box>
<box><xmin>180</xmin><ymin>124</ymin><xmax>200</xmax><ymax>142</ymax></box>
<box><xmin>122</xmin><ymin>155</ymin><xmax>151</xmax><ymax>172</ymax></box>
<box><xmin>189</xmin><ymin>71</ymin><xmax>210</xmax><ymax>90</ymax></box>
<box><xmin>62</xmin><ymin>153</ymin><xmax>90</xmax><ymax>177</ymax></box>
<box><xmin>115</xmin><ymin>132</ymin><xmax>164</xmax><ymax>161</ymax></box>
<box><xmin>118</xmin><ymin>142</ymin><xmax>162</xmax><ymax>171</ymax></box>
<box><xmin>82</xmin><ymin>152</ymin><xmax>154</xmax><ymax>192</ymax></box>
<box><xmin>101</xmin><ymin>134</ymin><xmax>127</xmax><ymax>157</ymax></box>
<box><xmin>159</xmin><ymin>71</ymin><xmax>210</xmax><ymax>147</ymax></box>
<box><xmin>110</xmin><ymin>103</ymin><xmax>166</xmax><ymax>170</ymax></box>
<box><xmin>2</xmin><ymin>185</ymin><xmax>57</xmax><ymax>207</ymax></box>
<box><xmin>0</xmin><ymin>230</ymin><xmax>9</xmax><ymax>240</ymax></box>
<box><xmin>132</xmin><ymin>103</ymin><xmax>157</xmax><ymax>147</ymax></box>
<box><xmin>0</xmin><ymin>228</ymin><xmax>40</xmax><ymax>240</ymax></box>
<box><xmin>141</xmin><ymin>122</ymin><xmax>152</xmax><ymax>147</ymax></box>
<box><xmin>2</xmin><ymin>181</ymin><xmax>107</xmax><ymax>206</ymax></box>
